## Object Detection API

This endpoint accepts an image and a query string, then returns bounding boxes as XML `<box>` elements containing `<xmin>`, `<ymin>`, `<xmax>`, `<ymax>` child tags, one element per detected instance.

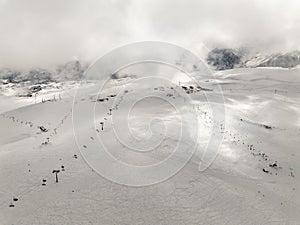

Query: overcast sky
<box><xmin>0</xmin><ymin>0</ymin><xmax>299</xmax><ymax>69</ymax></box>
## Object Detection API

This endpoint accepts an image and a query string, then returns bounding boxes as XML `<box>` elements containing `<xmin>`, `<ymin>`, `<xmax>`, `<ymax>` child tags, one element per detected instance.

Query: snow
<box><xmin>0</xmin><ymin>68</ymin><xmax>299</xmax><ymax>224</ymax></box>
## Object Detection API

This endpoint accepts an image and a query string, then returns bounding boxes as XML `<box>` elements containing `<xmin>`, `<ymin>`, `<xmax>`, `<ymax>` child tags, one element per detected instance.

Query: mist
<box><xmin>0</xmin><ymin>0</ymin><xmax>299</xmax><ymax>69</ymax></box>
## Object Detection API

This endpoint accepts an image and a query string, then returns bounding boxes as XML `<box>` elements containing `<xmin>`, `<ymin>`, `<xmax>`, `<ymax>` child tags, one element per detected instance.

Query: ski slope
<box><xmin>0</xmin><ymin>68</ymin><xmax>299</xmax><ymax>224</ymax></box>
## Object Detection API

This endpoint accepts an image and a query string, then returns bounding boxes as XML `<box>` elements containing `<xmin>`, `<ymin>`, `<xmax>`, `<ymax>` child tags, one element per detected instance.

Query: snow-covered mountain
<box><xmin>0</xmin><ymin>60</ymin><xmax>86</xmax><ymax>84</ymax></box>
<box><xmin>0</xmin><ymin>61</ymin><xmax>87</xmax><ymax>97</ymax></box>
<box><xmin>245</xmin><ymin>51</ymin><xmax>300</xmax><ymax>68</ymax></box>
<box><xmin>1</xmin><ymin>49</ymin><xmax>300</xmax><ymax>99</ymax></box>
<box><xmin>0</xmin><ymin>68</ymin><xmax>54</xmax><ymax>85</ymax></box>
<box><xmin>207</xmin><ymin>48</ymin><xmax>300</xmax><ymax>70</ymax></box>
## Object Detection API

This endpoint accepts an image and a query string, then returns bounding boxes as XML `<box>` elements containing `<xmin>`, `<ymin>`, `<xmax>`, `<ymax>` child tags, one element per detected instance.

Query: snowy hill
<box><xmin>207</xmin><ymin>48</ymin><xmax>300</xmax><ymax>70</ymax></box>
<box><xmin>0</xmin><ymin>68</ymin><xmax>54</xmax><ymax>84</ymax></box>
<box><xmin>245</xmin><ymin>51</ymin><xmax>300</xmax><ymax>68</ymax></box>
<box><xmin>0</xmin><ymin>61</ymin><xmax>87</xmax><ymax>99</ymax></box>
<box><xmin>0</xmin><ymin>60</ymin><xmax>86</xmax><ymax>84</ymax></box>
<box><xmin>0</xmin><ymin>67</ymin><xmax>299</xmax><ymax>224</ymax></box>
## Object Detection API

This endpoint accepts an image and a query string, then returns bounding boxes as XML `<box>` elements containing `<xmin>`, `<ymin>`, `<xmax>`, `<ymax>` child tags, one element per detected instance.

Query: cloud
<box><xmin>0</xmin><ymin>0</ymin><xmax>299</xmax><ymax>69</ymax></box>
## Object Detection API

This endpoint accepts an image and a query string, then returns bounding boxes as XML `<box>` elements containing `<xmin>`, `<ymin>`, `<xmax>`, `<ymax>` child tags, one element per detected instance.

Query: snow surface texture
<box><xmin>0</xmin><ymin>67</ymin><xmax>299</xmax><ymax>224</ymax></box>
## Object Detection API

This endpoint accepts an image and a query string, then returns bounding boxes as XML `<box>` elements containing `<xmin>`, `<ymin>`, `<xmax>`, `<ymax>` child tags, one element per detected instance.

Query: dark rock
<box><xmin>207</xmin><ymin>48</ymin><xmax>241</xmax><ymax>70</ymax></box>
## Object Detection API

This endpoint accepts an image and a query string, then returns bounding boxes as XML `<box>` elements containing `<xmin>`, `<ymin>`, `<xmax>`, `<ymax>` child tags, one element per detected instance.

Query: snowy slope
<box><xmin>0</xmin><ymin>68</ymin><xmax>299</xmax><ymax>224</ymax></box>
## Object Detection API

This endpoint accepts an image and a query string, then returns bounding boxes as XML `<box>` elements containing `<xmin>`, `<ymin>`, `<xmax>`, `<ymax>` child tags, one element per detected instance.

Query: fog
<box><xmin>0</xmin><ymin>0</ymin><xmax>299</xmax><ymax>69</ymax></box>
